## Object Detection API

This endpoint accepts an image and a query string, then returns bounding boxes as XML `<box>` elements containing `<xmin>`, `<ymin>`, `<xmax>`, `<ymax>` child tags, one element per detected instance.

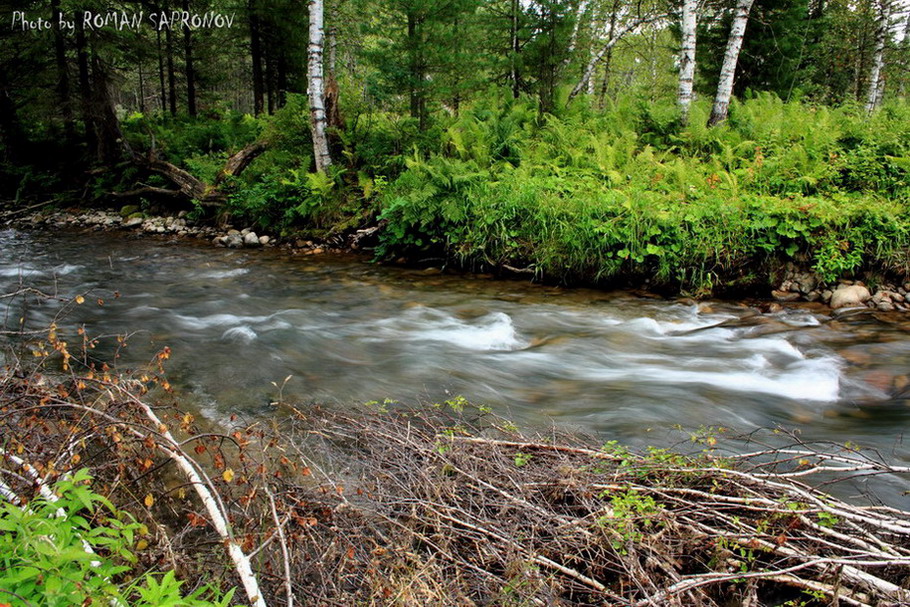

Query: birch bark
<box><xmin>677</xmin><ymin>0</ymin><xmax>698</xmax><ymax>124</ymax></box>
<box><xmin>707</xmin><ymin>0</ymin><xmax>755</xmax><ymax>126</ymax></box>
<box><xmin>865</xmin><ymin>0</ymin><xmax>892</xmax><ymax>112</ymax></box>
<box><xmin>308</xmin><ymin>0</ymin><xmax>333</xmax><ymax>172</ymax></box>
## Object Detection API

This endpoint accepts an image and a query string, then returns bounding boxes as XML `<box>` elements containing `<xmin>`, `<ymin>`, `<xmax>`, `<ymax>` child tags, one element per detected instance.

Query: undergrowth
<box><xmin>375</xmin><ymin>93</ymin><xmax>910</xmax><ymax>292</ymax></box>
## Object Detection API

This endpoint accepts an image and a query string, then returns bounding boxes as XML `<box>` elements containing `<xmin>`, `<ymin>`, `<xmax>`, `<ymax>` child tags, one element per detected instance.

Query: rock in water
<box><xmin>830</xmin><ymin>285</ymin><xmax>871</xmax><ymax>309</ymax></box>
<box><xmin>243</xmin><ymin>232</ymin><xmax>261</xmax><ymax>247</ymax></box>
<box><xmin>225</xmin><ymin>234</ymin><xmax>244</xmax><ymax>249</ymax></box>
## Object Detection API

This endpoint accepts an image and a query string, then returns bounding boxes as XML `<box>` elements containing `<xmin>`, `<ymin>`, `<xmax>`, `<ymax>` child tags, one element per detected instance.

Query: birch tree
<box><xmin>677</xmin><ymin>0</ymin><xmax>697</xmax><ymax>124</ymax></box>
<box><xmin>707</xmin><ymin>0</ymin><xmax>755</xmax><ymax>126</ymax></box>
<box><xmin>569</xmin><ymin>11</ymin><xmax>666</xmax><ymax>99</ymax></box>
<box><xmin>865</xmin><ymin>0</ymin><xmax>892</xmax><ymax>112</ymax></box>
<box><xmin>308</xmin><ymin>0</ymin><xmax>333</xmax><ymax>172</ymax></box>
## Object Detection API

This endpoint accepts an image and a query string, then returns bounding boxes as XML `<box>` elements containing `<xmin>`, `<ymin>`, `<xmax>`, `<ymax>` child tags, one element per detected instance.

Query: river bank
<box><xmin>7</xmin><ymin>204</ymin><xmax>910</xmax><ymax>316</ymax></box>
<box><xmin>2</xmin><ymin>349</ymin><xmax>909</xmax><ymax>607</ymax></box>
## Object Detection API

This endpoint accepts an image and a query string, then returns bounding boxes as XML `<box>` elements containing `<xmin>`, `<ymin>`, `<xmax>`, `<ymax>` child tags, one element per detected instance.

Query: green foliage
<box><xmin>597</xmin><ymin>490</ymin><xmax>661</xmax><ymax>552</ymax></box>
<box><xmin>121</xmin><ymin>110</ymin><xmax>264</xmax><ymax>167</ymax></box>
<box><xmin>376</xmin><ymin>93</ymin><xmax>910</xmax><ymax>292</ymax></box>
<box><xmin>0</xmin><ymin>469</ymin><xmax>233</xmax><ymax>607</ymax></box>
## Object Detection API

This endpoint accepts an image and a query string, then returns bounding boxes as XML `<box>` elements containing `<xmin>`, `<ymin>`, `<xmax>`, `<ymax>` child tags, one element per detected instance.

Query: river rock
<box><xmin>772</xmin><ymin>289</ymin><xmax>800</xmax><ymax>302</ymax></box>
<box><xmin>122</xmin><ymin>216</ymin><xmax>144</xmax><ymax>228</ymax></box>
<box><xmin>830</xmin><ymin>285</ymin><xmax>871</xmax><ymax>309</ymax></box>
<box><xmin>243</xmin><ymin>232</ymin><xmax>261</xmax><ymax>247</ymax></box>
<box><xmin>258</xmin><ymin>235</ymin><xmax>270</xmax><ymax>245</ymax></box>
<box><xmin>119</xmin><ymin>204</ymin><xmax>140</xmax><ymax>218</ymax></box>
<box><xmin>796</xmin><ymin>274</ymin><xmax>818</xmax><ymax>294</ymax></box>
<box><xmin>225</xmin><ymin>233</ymin><xmax>244</xmax><ymax>248</ymax></box>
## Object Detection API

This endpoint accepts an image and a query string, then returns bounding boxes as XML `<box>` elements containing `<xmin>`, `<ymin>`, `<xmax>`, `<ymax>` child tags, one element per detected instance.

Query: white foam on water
<box><xmin>52</xmin><ymin>263</ymin><xmax>82</xmax><ymax>275</ymax></box>
<box><xmin>0</xmin><ymin>267</ymin><xmax>43</xmax><ymax>277</ymax></box>
<box><xmin>222</xmin><ymin>325</ymin><xmax>257</xmax><ymax>343</ymax></box>
<box><xmin>198</xmin><ymin>268</ymin><xmax>249</xmax><ymax>279</ymax></box>
<box><xmin>365</xmin><ymin>307</ymin><xmax>527</xmax><ymax>351</ymax></box>
<box><xmin>574</xmin><ymin>352</ymin><xmax>841</xmax><ymax>401</ymax></box>
<box><xmin>174</xmin><ymin>312</ymin><xmax>271</xmax><ymax>329</ymax></box>
<box><xmin>417</xmin><ymin>311</ymin><xmax>526</xmax><ymax>351</ymax></box>
<box><xmin>173</xmin><ymin>311</ymin><xmax>293</xmax><ymax>335</ymax></box>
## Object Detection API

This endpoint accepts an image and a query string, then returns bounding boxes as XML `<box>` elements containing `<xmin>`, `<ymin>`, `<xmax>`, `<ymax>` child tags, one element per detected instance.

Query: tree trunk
<box><xmin>91</xmin><ymin>53</ymin><xmax>126</xmax><ymax>165</ymax></box>
<box><xmin>328</xmin><ymin>0</ymin><xmax>338</xmax><ymax>81</ymax></box>
<box><xmin>50</xmin><ymin>0</ymin><xmax>74</xmax><ymax>139</ymax></box>
<box><xmin>563</xmin><ymin>0</ymin><xmax>590</xmax><ymax>68</ymax></box>
<box><xmin>707</xmin><ymin>0</ymin><xmax>755</xmax><ymax>126</ymax></box>
<box><xmin>899</xmin><ymin>14</ymin><xmax>910</xmax><ymax>97</ymax></box>
<box><xmin>182</xmin><ymin>0</ymin><xmax>197</xmax><ymax>117</ymax></box>
<box><xmin>308</xmin><ymin>0</ymin><xmax>333</xmax><ymax>172</ymax></box>
<box><xmin>138</xmin><ymin>64</ymin><xmax>146</xmax><ymax>114</ymax></box>
<box><xmin>165</xmin><ymin>21</ymin><xmax>177</xmax><ymax>115</ymax></box>
<box><xmin>865</xmin><ymin>0</ymin><xmax>891</xmax><ymax>112</ymax></box>
<box><xmin>570</xmin><ymin>30</ymin><xmax>627</xmax><ymax>99</ymax></box>
<box><xmin>74</xmin><ymin>17</ymin><xmax>98</xmax><ymax>158</ymax></box>
<box><xmin>265</xmin><ymin>46</ymin><xmax>275</xmax><ymax>114</ymax></box>
<box><xmin>407</xmin><ymin>12</ymin><xmax>425</xmax><ymax>126</ymax></box>
<box><xmin>0</xmin><ymin>83</ymin><xmax>27</xmax><ymax>163</ymax></box>
<box><xmin>510</xmin><ymin>0</ymin><xmax>520</xmax><ymax>98</ymax></box>
<box><xmin>597</xmin><ymin>45</ymin><xmax>614</xmax><ymax>108</ymax></box>
<box><xmin>157</xmin><ymin>29</ymin><xmax>167</xmax><ymax>112</ymax></box>
<box><xmin>120</xmin><ymin>141</ymin><xmax>266</xmax><ymax>205</ymax></box>
<box><xmin>678</xmin><ymin>0</ymin><xmax>698</xmax><ymax>124</ymax></box>
<box><xmin>249</xmin><ymin>0</ymin><xmax>265</xmax><ymax>116</ymax></box>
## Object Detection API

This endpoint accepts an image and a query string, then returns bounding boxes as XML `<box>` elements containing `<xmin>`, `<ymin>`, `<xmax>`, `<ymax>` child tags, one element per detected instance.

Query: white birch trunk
<box><xmin>308</xmin><ymin>0</ymin><xmax>332</xmax><ymax>172</ymax></box>
<box><xmin>569</xmin><ymin>17</ymin><xmax>651</xmax><ymax>99</ymax></box>
<box><xmin>128</xmin><ymin>399</ymin><xmax>269</xmax><ymax>607</ymax></box>
<box><xmin>707</xmin><ymin>0</ymin><xmax>755</xmax><ymax>126</ymax></box>
<box><xmin>865</xmin><ymin>0</ymin><xmax>892</xmax><ymax>112</ymax></box>
<box><xmin>677</xmin><ymin>0</ymin><xmax>698</xmax><ymax>124</ymax></box>
<box><xmin>563</xmin><ymin>0</ymin><xmax>590</xmax><ymax>68</ymax></box>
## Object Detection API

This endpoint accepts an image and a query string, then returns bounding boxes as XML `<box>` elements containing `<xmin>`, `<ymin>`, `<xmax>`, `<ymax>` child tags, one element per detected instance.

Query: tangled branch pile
<box><xmin>1</xmin><ymin>315</ymin><xmax>909</xmax><ymax>606</ymax></box>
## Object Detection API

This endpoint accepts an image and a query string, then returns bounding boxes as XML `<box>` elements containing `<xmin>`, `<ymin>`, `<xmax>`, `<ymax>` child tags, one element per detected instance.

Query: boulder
<box><xmin>258</xmin><ymin>235</ymin><xmax>270</xmax><ymax>245</ymax></box>
<box><xmin>122</xmin><ymin>216</ymin><xmax>144</xmax><ymax>228</ymax></box>
<box><xmin>225</xmin><ymin>234</ymin><xmax>244</xmax><ymax>248</ymax></box>
<box><xmin>243</xmin><ymin>232</ymin><xmax>261</xmax><ymax>247</ymax></box>
<box><xmin>829</xmin><ymin>285</ymin><xmax>871</xmax><ymax>309</ymax></box>
<box><xmin>796</xmin><ymin>274</ymin><xmax>818</xmax><ymax>294</ymax></box>
<box><xmin>119</xmin><ymin>204</ymin><xmax>141</xmax><ymax>218</ymax></box>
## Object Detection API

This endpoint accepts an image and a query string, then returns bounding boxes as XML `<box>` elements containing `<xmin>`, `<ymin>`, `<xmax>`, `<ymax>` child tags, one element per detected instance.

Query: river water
<box><xmin>2</xmin><ymin>228</ymin><xmax>909</xmax><ymax>501</ymax></box>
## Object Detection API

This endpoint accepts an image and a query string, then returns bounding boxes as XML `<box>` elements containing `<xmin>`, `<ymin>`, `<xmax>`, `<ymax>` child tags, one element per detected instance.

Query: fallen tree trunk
<box><xmin>114</xmin><ymin>140</ymin><xmax>267</xmax><ymax>206</ymax></box>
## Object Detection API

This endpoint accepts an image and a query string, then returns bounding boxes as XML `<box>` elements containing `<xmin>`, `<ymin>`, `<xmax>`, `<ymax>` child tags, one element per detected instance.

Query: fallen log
<box><xmin>112</xmin><ymin>140</ymin><xmax>267</xmax><ymax>206</ymax></box>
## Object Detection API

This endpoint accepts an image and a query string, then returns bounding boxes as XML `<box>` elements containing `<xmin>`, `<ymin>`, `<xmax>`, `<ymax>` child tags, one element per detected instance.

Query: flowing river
<box><xmin>2</xmin><ymin>228</ymin><xmax>909</xmax><ymax>502</ymax></box>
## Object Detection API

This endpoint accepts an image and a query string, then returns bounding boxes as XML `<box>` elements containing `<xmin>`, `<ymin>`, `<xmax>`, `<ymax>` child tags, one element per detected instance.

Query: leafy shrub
<box><xmin>376</xmin><ymin>93</ymin><xmax>910</xmax><ymax>291</ymax></box>
<box><xmin>0</xmin><ymin>469</ymin><xmax>233</xmax><ymax>607</ymax></box>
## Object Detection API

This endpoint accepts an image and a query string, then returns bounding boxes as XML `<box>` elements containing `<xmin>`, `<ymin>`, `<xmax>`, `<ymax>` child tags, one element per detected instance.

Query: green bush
<box><xmin>376</xmin><ymin>93</ymin><xmax>910</xmax><ymax>291</ymax></box>
<box><xmin>0</xmin><ymin>468</ymin><xmax>234</xmax><ymax>607</ymax></box>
